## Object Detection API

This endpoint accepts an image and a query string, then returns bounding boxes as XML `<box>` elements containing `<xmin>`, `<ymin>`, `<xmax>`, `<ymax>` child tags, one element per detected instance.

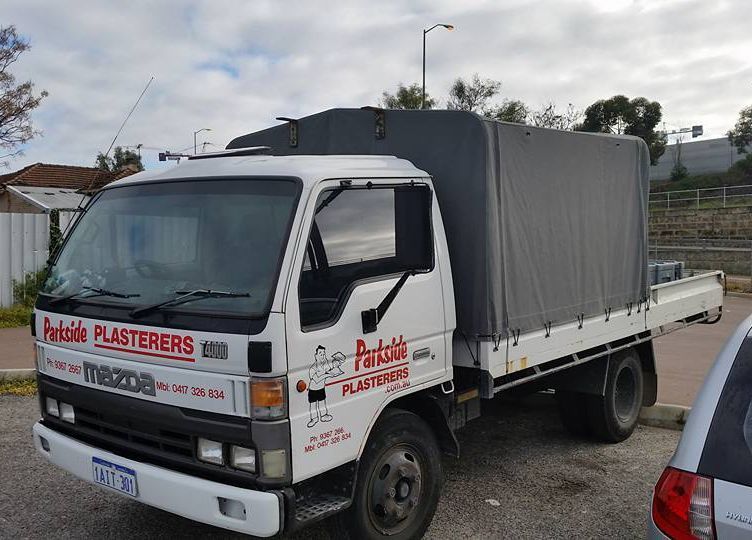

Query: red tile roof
<box><xmin>0</xmin><ymin>163</ymin><xmax>138</xmax><ymax>193</ymax></box>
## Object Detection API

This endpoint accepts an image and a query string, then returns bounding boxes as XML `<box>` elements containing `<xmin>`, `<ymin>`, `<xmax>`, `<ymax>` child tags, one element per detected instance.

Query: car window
<box><xmin>698</xmin><ymin>335</ymin><xmax>752</xmax><ymax>486</ymax></box>
<box><xmin>298</xmin><ymin>185</ymin><xmax>433</xmax><ymax>329</ymax></box>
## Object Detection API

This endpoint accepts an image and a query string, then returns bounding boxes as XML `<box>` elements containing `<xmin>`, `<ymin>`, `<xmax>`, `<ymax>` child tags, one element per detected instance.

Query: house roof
<box><xmin>0</xmin><ymin>163</ymin><xmax>138</xmax><ymax>193</ymax></box>
<box><xmin>6</xmin><ymin>185</ymin><xmax>90</xmax><ymax>211</ymax></box>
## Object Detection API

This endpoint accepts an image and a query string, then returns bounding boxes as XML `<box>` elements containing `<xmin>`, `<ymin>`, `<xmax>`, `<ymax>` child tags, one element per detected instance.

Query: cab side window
<box><xmin>298</xmin><ymin>185</ymin><xmax>433</xmax><ymax>329</ymax></box>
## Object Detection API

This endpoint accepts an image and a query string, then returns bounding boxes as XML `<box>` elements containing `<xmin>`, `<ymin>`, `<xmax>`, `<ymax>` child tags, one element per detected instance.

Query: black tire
<box><xmin>555</xmin><ymin>390</ymin><xmax>591</xmax><ymax>437</ymax></box>
<box><xmin>333</xmin><ymin>408</ymin><xmax>442</xmax><ymax>540</ymax></box>
<box><xmin>586</xmin><ymin>349</ymin><xmax>644</xmax><ymax>443</ymax></box>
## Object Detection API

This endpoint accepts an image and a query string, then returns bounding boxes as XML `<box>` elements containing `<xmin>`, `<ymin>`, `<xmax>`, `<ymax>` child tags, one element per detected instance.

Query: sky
<box><xmin>4</xmin><ymin>0</ymin><xmax>752</xmax><ymax>171</ymax></box>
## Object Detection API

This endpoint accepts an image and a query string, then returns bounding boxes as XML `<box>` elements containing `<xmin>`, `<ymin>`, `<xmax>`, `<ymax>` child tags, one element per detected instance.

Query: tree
<box><xmin>727</xmin><ymin>105</ymin><xmax>752</xmax><ymax>154</ymax></box>
<box><xmin>486</xmin><ymin>99</ymin><xmax>529</xmax><ymax>124</ymax></box>
<box><xmin>0</xmin><ymin>25</ymin><xmax>48</xmax><ymax>167</ymax></box>
<box><xmin>669</xmin><ymin>136</ymin><xmax>688</xmax><ymax>181</ymax></box>
<box><xmin>576</xmin><ymin>95</ymin><xmax>666</xmax><ymax>165</ymax></box>
<box><xmin>95</xmin><ymin>146</ymin><xmax>144</xmax><ymax>172</ymax></box>
<box><xmin>447</xmin><ymin>74</ymin><xmax>501</xmax><ymax>112</ymax></box>
<box><xmin>528</xmin><ymin>102</ymin><xmax>581</xmax><ymax>130</ymax></box>
<box><xmin>380</xmin><ymin>83</ymin><xmax>433</xmax><ymax>110</ymax></box>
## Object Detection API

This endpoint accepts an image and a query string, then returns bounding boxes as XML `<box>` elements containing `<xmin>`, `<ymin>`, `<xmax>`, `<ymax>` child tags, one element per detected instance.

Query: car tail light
<box><xmin>652</xmin><ymin>467</ymin><xmax>715</xmax><ymax>540</ymax></box>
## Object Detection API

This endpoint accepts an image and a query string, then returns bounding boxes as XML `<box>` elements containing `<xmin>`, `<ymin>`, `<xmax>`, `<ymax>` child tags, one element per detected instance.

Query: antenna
<box><xmin>54</xmin><ymin>77</ymin><xmax>155</xmax><ymax>257</ymax></box>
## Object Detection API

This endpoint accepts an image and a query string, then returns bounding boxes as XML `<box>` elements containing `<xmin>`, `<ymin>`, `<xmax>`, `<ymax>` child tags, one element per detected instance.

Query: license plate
<box><xmin>92</xmin><ymin>457</ymin><xmax>138</xmax><ymax>497</ymax></box>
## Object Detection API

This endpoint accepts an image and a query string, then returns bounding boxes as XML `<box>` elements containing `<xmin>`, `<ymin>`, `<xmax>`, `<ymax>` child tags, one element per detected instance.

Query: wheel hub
<box><xmin>368</xmin><ymin>445</ymin><xmax>423</xmax><ymax>535</ymax></box>
<box><xmin>614</xmin><ymin>365</ymin><xmax>637</xmax><ymax>422</ymax></box>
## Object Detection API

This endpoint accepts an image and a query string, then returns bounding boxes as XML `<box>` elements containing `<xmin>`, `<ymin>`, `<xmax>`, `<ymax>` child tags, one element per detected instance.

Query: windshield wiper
<box><xmin>49</xmin><ymin>286</ymin><xmax>140</xmax><ymax>306</ymax></box>
<box><xmin>129</xmin><ymin>289</ymin><xmax>251</xmax><ymax>318</ymax></box>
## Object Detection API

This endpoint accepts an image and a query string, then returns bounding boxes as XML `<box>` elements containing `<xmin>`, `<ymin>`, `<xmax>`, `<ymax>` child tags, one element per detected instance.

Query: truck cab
<box><xmin>32</xmin><ymin>153</ymin><xmax>454</xmax><ymax>537</ymax></box>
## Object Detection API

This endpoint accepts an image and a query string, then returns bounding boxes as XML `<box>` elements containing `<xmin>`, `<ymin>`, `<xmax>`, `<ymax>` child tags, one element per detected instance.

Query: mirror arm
<box><xmin>361</xmin><ymin>271</ymin><xmax>414</xmax><ymax>334</ymax></box>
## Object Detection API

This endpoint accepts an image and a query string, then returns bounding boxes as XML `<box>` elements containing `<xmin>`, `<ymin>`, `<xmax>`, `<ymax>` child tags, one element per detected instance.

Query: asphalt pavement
<box><xmin>0</xmin><ymin>393</ymin><xmax>678</xmax><ymax>539</ymax></box>
<box><xmin>655</xmin><ymin>294</ymin><xmax>752</xmax><ymax>406</ymax></box>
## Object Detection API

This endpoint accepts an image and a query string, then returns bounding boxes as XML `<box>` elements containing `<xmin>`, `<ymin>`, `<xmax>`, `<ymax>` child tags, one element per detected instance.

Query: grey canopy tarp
<box><xmin>229</xmin><ymin>108</ymin><xmax>650</xmax><ymax>339</ymax></box>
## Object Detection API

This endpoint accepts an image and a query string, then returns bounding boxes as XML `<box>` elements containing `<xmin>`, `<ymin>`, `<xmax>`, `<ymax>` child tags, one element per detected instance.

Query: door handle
<box><xmin>413</xmin><ymin>348</ymin><xmax>431</xmax><ymax>361</ymax></box>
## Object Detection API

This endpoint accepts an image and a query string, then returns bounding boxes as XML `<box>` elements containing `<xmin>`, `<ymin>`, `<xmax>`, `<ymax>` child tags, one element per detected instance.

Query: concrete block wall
<box><xmin>649</xmin><ymin>206</ymin><xmax>752</xmax><ymax>240</ymax></box>
<box><xmin>649</xmin><ymin>206</ymin><xmax>752</xmax><ymax>276</ymax></box>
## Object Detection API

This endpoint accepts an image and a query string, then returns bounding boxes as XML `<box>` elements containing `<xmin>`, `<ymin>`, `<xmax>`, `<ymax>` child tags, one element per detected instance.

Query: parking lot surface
<box><xmin>655</xmin><ymin>294</ymin><xmax>752</xmax><ymax>406</ymax></box>
<box><xmin>1</xmin><ymin>393</ymin><xmax>678</xmax><ymax>539</ymax></box>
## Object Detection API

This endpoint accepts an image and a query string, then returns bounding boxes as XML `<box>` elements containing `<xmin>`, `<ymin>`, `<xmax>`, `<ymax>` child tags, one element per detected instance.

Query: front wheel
<box><xmin>334</xmin><ymin>408</ymin><xmax>442</xmax><ymax>539</ymax></box>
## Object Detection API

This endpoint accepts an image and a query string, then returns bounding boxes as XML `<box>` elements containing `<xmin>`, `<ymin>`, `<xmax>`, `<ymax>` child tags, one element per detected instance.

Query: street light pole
<box><xmin>193</xmin><ymin>128</ymin><xmax>211</xmax><ymax>155</ymax></box>
<box><xmin>422</xmin><ymin>23</ymin><xmax>454</xmax><ymax>109</ymax></box>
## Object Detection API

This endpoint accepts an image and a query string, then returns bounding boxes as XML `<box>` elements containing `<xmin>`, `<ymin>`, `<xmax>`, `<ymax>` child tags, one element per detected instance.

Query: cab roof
<box><xmin>107</xmin><ymin>154</ymin><xmax>428</xmax><ymax>190</ymax></box>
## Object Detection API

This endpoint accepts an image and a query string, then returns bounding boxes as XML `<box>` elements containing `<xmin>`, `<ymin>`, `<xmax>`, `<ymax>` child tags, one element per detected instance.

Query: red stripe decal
<box><xmin>94</xmin><ymin>343</ymin><xmax>195</xmax><ymax>363</ymax></box>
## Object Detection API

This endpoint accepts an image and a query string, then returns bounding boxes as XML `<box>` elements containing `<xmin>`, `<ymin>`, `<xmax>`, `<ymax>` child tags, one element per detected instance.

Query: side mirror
<box><xmin>362</xmin><ymin>308</ymin><xmax>379</xmax><ymax>334</ymax></box>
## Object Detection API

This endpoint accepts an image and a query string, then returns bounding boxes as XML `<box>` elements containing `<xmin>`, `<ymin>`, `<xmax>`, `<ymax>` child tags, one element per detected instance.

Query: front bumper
<box><xmin>32</xmin><ymin>422</ymin><xmax>283</xmax><ymax>537</ymax></box>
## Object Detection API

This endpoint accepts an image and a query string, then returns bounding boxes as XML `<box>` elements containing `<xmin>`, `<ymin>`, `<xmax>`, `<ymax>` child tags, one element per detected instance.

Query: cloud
<box><xmin>4</xmin><ymin>0</ymin><xmax>752</xmax><ymax>171</ymax></box>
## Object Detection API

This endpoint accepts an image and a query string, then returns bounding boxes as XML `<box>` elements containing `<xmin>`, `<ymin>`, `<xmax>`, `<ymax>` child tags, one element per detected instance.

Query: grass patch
<box><xmin>0</xmin><ymin>304</ymin><xmax>32</xmax><ymax>329</ymax></box>
<box><xmin>0</xmin><ymin>378</ymin><xmax>37</xmax><ymax>396</ymax></box>
<box><xmin>651</xmin><ymin>171</ymin><xmax>746</xmax><ymax>193</ymax></box>
<box><xmin>727</xmin><ymin>277</ymin><xmax>752</xmax><ymax>294</ymax></box>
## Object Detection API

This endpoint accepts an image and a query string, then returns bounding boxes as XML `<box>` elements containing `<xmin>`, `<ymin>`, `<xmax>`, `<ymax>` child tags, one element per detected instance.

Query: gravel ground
<box><xmin>0</xmin><ymin>393</ymin><xmax>678</xmax><ymax>539</ymax></box>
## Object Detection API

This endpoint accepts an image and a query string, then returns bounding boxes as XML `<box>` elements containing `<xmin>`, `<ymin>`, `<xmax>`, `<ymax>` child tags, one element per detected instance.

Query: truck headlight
<box><xmin>45</xmin><ymin>397</ymin><xmax>59</xmax><ymax>417</ymax></box>
<box><xmin>197</xmin><ymin>438</ymin><xmax>224</xmax><ymax>465</ymax></box>
<box><xmin>230</xmin><ymin>446</ymin><xmax>256</xmax><ymax>472</ymax></box>
<box><xmin>59</xmin><ymin>402</ymin><xmax>75</xmax><ymax>424</ymax></box>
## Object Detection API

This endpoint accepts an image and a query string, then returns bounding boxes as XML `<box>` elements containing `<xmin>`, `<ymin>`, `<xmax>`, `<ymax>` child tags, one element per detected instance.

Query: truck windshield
<box><xmin>40</xmin><ymin>178</ymin><xmax>300</xmax><ymax>317</ymax></box>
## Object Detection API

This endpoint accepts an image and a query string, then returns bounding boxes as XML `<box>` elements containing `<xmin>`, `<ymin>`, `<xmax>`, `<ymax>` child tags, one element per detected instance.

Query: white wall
<box><xmin>650</xmin><ymin>137</ymin><xmax>749</xmax><ymax>181</ymax></box>
<box><xmin>0</xmin><ymin>213</ymin><xmax>50</xmax><ymax>307</ymax></box>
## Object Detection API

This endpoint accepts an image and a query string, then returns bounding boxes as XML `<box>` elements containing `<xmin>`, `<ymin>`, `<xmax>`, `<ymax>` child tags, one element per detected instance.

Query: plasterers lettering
<box><xmin>93</xmin><ymin>324</ymin><xmax>194</xmax><ymax>356</ymax></box>
<box><xmin>42</xmin><ymin>316</ymin><xmax>194</xmax><ymax>361</ymax></box>
<box><xmin>339</xmin><ymin>335</ymin><xmax>410</xmax><ymax>397</ymax></box>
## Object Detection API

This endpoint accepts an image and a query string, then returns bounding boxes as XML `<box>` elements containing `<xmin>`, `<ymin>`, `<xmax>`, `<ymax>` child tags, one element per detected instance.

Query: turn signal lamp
<box><xmin>250</xmin><ymin>377</ymin><xmax>287</xmax><ymax>420</ymax></box>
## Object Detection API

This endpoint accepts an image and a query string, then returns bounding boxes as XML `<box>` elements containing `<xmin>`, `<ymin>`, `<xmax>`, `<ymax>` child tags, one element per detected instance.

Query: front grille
<box><xmin>73</xmin><ymin>404</ymin><xmax>194</xmax><ymax>459</ymax></box>
<box><xmin>38</xmin><ymin>373</ymin><xmax>258</xmax><ymax>489</ymax></box>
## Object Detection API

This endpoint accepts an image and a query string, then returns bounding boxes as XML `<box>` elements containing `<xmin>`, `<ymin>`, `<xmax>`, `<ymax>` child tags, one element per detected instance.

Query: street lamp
<box><xmin>193</xmin><ymin>128</ymin><xmax>211</xmax><ymax>155</ymax></box>
<box><xmin>422</xmin><ymin>23</ymin><xmax>454</xmax><ymax>109</ymax></box>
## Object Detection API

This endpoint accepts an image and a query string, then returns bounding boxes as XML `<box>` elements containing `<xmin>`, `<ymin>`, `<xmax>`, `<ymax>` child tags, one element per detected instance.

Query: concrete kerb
<box><xmin>0</xmin><ymin>368</ymin><xmax>36</xmax><ymax>381</ymax></box>
<box><xmin>639</xmin><ymin>403</ymin><xmax>691</xmax><ymax>431</ymax></box>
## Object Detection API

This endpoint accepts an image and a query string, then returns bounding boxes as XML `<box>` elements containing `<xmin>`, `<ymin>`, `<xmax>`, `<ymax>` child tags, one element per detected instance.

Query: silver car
<box><xmin>649</xmin><ymin>314</ymin><xmax>752</xmax><ymax>539</ymax></box>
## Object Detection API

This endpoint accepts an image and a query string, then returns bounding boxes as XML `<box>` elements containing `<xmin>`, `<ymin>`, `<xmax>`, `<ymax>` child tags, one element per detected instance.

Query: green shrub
<box><xmin>12</xmin><ymin>269</ymin><xmax>47</xmax><ymax>307</ymax></box>
<box><xmin>0</xmin><ymin>304</ymin><xmax>32</xmax><ymax>328</ymax></box>
<box><xmin>670</xmin><ymin>162</ymin><xmax>689</xmax><ymax>181</ymax></box>
<box><xmin>729</xmin><ymin>154</ymin><xmax>752</xmax><ymax>179</ymax></box>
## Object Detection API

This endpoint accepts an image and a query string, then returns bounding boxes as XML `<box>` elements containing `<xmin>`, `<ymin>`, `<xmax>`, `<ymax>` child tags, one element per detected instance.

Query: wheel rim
<box><xmin>614</xmin><ymin>365</ymin><xmax>637</xmax><ymax>422</ymax></box>
<box><xmin>366</xmin><ymin>444</ymin><xmax>424</xmax><ymax>535</ymax></box>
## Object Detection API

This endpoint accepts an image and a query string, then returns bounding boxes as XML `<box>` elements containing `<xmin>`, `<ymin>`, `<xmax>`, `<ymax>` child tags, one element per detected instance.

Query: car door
<box><xmin>284</xmin><ymin>179</ymin><xmax>448</xmax><ymax>481</ymax></box>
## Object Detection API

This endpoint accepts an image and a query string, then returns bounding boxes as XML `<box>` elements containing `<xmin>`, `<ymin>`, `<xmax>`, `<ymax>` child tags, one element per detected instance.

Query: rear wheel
<box><xmin>586</xmin><ymin>349</ymin><xmax>644</xmax><ymax>442</ymax></box>
<box><xmin>334</xmin><ymin>408</ymin><xmax>442</xmax><ymax>539</ymax></box>
<box><xmin>555</xmin><ymin>390</ymin><xmax>591</xmax><ymax>437</ymax></box>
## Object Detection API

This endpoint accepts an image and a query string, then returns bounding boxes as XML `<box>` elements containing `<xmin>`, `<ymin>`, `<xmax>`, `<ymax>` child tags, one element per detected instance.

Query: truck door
<box><xmin>285</xmin><ymin>180</ymin><xmax>448</xmax><ymax>480</ymax></box>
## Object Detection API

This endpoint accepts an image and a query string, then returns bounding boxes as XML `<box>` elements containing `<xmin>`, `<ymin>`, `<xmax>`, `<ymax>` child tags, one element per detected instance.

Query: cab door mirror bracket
<box><xmin>361</xmin><ymin>271</ymin><xmax>413</xmax><ymax>334</ymax></box>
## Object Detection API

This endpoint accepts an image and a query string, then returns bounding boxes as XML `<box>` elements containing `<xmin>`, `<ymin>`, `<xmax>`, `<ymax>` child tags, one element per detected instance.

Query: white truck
<box><xmin>31</xmin><ymin>109</ymin><xmax>723</xmax><ymax>539</ymax></box>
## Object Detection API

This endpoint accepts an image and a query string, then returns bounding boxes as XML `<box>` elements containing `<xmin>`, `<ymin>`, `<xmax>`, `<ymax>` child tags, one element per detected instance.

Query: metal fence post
<box><xmin>666</xmin><ymin>192</ymin><xmax>670</xmax><ymax>209</ymax></box>
<box><xmin>723</xmin><ymin>186</ymin><xmax>727</xmax><ymax>208</ymax></box>
<box><xmin>696</xmin><ymin>189</ymin><xmax>700</xmax><ymax>209</ymax></box>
